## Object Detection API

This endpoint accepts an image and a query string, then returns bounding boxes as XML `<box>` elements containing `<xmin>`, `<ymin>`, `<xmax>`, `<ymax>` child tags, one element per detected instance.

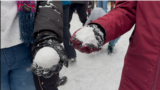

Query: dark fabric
<box><xmin>109</xmin><ymin>0</ymin><xmax>116</xmax><ymax>3</ymax></box>
<box><xmin>69</xmin><ymin>3</ymin><xmax>87</xmax><ymax>29</ymax></box>
<box><xmin>63</xmin><ymin>5</ymin><xmax>76</xmax><ymax>59</ymax></box>
<box><xmin>71</xmin><ymin>1</ymin><xmax>86</xmax><ymax>4</ymax></box>
<box><xmin>30</xmin><ymin>44</ymin><xmax>59</xmax><ymax>90</ymax></box>
<box><xmin>34</xmin><ymin>1</ymin><xmax>63</xmax><ymax>42</ymax></box>
<box><xmin>33</xmin><ymin>73</ymin><xmax>59</xmax><ymax>90</ymax></box>
<box><xmin>32</xmin><ymin>1</ymin><xmax>64</xmax><ymax>90</ymax></box>
<box><xmin>91</xmin><ymin>1</ymin><xmax>160</xmax><ymax>90</ymax></box>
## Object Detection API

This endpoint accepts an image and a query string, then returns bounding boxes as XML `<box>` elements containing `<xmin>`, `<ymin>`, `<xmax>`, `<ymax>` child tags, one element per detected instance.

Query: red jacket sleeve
<box><xmin>90</xmin><ymin>1</ymin><xmax>137</xmax><ymax>43</ymax></box>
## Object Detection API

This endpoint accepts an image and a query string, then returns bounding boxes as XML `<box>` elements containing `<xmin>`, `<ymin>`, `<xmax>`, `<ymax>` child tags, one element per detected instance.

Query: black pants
<box><xmin>29</xmin><ymin>45</ymin><xmax>59</xmax><ymax>90</ymax></box>
<box><xmin>69</xmin><ymin>3</ymin><xmax>87</xmax><ymax>28</ymax></box>
<box><xmin>33</xmin><ymin>74</ymin><xmax>59</xmax><ymax>90</ymax></box>
<box><xmin>63</xmin><ymin>5</ymin><xmax>76</xmax><ymax>59</ymax></box>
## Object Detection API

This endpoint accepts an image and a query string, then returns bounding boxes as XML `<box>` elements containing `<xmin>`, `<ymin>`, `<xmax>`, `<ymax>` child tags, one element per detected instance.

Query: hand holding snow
<box><xmin>70</xmin><ymin>25</ymin><xmax>104</xmax><ymax>53</ymax></box>
<box><xmin>33</xmin><ymin>47</ymin><xmax>60</xmax><ymax>68</ymax></box>
<box><xmin>76</xmin><ymin>26</ymin><xmax>98</xmax><ymax>47</ymax></box>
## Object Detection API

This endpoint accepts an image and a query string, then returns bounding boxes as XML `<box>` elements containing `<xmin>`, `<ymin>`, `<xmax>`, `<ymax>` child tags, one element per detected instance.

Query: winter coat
<box><xmin>33</xmin><ymin>1</ymin><xmax>63</xmax><ymax>90</ymax></box>
<box><xmin>62</xmin><ymin>1</ymin><xmax>71</xmax><ymax>5</ymax></box>
<box><xmin>71</xmin><ymin>1</ymin><xmax>86</xmax><ymax>5</ymax></box>
<box><xmin>34</xmin><ymin>1</ymin><xmax>63</xmax><ymax>42</ymax></box>
<box><xmin>91</xmin><ymin>1</ymin><xmax>160</xmax><ymax>90</ymax></box>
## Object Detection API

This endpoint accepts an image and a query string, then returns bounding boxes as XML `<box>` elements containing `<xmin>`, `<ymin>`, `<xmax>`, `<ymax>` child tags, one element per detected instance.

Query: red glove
<box><xmin>70</xmin><ymin>24</ymin><xmax>105</xmax><ymax>54</ymax></box>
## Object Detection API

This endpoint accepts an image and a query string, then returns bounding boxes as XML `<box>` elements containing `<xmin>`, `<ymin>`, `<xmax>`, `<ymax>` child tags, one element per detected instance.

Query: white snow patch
<box><xmin>34</xmin><ymin>47</ymin><xmax>60</xmax><ymax>68</ymax></box>
<box><xmin>76</xmin><ymin>26</ymin><xmax>98</xmax><ymax>47</ymax></box>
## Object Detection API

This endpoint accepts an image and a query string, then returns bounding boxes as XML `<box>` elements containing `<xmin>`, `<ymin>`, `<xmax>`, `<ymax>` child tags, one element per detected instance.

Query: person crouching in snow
<box><xmin>70</xmin><ymin>1</ymin><xmax>160</xmax><ymax>90</ymax></box>
<box><xmin>1</xmin><ymin>1</ymin><xmax>68</xmax><ymax>90</ymax></box>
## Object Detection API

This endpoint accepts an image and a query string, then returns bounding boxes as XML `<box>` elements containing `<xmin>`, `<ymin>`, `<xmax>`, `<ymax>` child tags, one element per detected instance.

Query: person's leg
<box><xmin>33</xmin><ymin>73</ymin><xmax>59</xmax><ymax>90</ymax></box>
<box><xmin>1</xmin><ymin>50</ymin><xmax>10</xmax><ymax>90</ymax></box>
<box><xmin>91</xmin><ymin>1</ymin><xmax>94</xmax><ymax>9</ymax></box>
<box><xmin>76</xmin><ymin>3</ymin><xmax>87</xmax><ymax>26</ymax></box>
<box><xmin>97</xmin><ymin>1</ymin><xmax>102</xmax><ymax>7</ymax></box>
<box><xmin>109</xmin><ymin>37</ymin><xmax>120</xmax><ymax>47</ymax></box>
<box><xmin>102</xmin><ymin>0</ymin><xmax>108</xmax><ymax>13</ymax></box>
<box><xmin>8</xmin><ymin>43</ymin><xmax>36</xmax><ymax>90</ymax></box>
<box><xmin>63</xmin><ymin>5</ymin><xmax>77</xmax><ymax>61</ymax></box>
<box><xmin>108</xmin><ymin>37</ymin><xmax>120</xmax><ymax>54</ymax></box>
<box><xmin>68</xmin><ymin>4</ymin><xmax>76</xmax><ymax>29</ymax></box>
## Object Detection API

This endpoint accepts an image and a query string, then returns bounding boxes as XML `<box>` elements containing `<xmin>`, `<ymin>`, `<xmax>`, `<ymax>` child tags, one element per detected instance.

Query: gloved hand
<box><xmin>70</xmin><ymin>24</ymin><xmax>105</xmax><ymax>54</ymax></box>
<box><xmin>31</xmin><ymin>31</ymin><xmax>68</xmax><ymax>78</ymax></box>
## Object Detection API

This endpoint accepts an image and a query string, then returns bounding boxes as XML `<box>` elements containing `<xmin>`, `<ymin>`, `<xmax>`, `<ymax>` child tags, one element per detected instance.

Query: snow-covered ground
<box><xmin>59</xmin><ymin>12</ymin><xmax>135</xmax><ymax>90</ymax></box>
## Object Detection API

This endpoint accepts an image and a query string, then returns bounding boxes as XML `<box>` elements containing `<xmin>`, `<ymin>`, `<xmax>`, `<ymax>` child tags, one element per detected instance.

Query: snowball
<box><xmin>76</xmin><ymin>26</ymin><xmax>98</xmax><ymax>47</ymax></box>
<box><xmin>34</xmin><ymin>47</ymin><xmax>60</xmax><ymax>68</ymax></box>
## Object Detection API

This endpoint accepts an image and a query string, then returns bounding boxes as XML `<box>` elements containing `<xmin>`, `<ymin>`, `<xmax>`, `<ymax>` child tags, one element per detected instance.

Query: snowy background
<box><xmin>59</xmin><ymin>6</ymin><xmax>135</xmax><ymax>90</ymax></box>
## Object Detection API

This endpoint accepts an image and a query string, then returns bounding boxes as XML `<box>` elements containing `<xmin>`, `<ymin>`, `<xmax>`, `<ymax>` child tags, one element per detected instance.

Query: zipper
<box><xmin>152</xmin><ymin>55</ymin><xmax>160</xmax><ymax>90</ymax></box>
<box><xmin>38</xmin><ymin>76</ymin><xmax>44</xmax><ymax>90</ymax></box>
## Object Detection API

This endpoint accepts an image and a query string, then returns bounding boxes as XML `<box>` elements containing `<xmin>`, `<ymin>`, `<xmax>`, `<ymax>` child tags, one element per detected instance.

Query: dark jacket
<box><xmin>34</xmin><ymin>1</ymin><xmax>63</xmax><ymax>42</ymax></box>
<box><xmin>91</xmin><ymin>1</ymin><xmax>160</xmax><ymax>90</ymax></box>
<box><xmin>71</xmin><ymin>1</ymin><xmax>86</xmax><ymax>4</ymax></box>
<box><xmin>33</xmin><ymin>1</ymin><xmax>63</xmax><ymax>90</ymax></box>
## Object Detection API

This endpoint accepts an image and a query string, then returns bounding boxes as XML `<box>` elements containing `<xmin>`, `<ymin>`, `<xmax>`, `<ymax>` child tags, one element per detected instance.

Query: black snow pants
<box><xmin>63</xmin><ymin>4</ymin><xmax>76</xmax><ymax>59</ymax></box>
<box><xmin>69</xmin><ymin>3</ymin><xmax>87</xmax><ymax>28</ymax></box>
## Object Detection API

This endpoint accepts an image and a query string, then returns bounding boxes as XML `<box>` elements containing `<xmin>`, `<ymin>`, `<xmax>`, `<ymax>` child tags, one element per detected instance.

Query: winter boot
<box><xmin>57</xmin><ymin>76</ymin><xmax>67</xmax><ymax>87</ymax></box>
<box><xmin>107</xmin><ymin>45</ymin><xmax>114</xmax><ymax>54</ymax></box>
<box><xmin>70</xmin><ymin>58</ymin><xmax>76</xmax><ymax>62</ymax></box>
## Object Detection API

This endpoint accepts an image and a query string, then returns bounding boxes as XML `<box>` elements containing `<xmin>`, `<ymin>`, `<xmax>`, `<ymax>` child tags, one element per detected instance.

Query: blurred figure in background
<box><xmin>110</xmin><ymin>0</ymin><xmax>116</xmax><ymax>10</ymax></box>
<box><xmin>97</xmin><ymin>0</ymin><xmax>108</xmax><ymax>13</ymax></box>
<box><xmin>87</xmin><ymin>0</ymin><xmax>94</xmax><ymax>17</ymax></box>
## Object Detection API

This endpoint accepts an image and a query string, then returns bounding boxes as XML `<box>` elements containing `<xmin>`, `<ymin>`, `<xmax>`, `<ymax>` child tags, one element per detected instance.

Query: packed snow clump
<box><xmin>34</xmin><ymin>47</ymin><xmax>60</xmax><ymax>68</ymax></box>
<box><xmin>76</xmin><ymin>26</ymin><xmax>98</xmax><ymax>47</ymax></box>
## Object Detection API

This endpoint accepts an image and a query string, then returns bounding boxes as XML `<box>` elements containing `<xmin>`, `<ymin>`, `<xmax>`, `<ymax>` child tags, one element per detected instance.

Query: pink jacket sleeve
<box><xmin>90</xmin><ymin>1</ymin><xmax>137</xmax><ymax>43</ymax></box>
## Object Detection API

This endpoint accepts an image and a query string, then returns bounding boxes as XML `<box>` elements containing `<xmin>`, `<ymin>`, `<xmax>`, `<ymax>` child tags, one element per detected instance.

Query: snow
<box><xmin>76</xmin><ymin>26</ymin><xmax>98</xmax><ymax>46</ymax></box>
<box><xmin>59</xmin><ymin>13</ymin><xmax>134</xmax><ymax>90</ymax></box>
<box><xmin>34</xmin><ymin>47</ymin><xmax>60</xmax><ymax>68</ymax></box>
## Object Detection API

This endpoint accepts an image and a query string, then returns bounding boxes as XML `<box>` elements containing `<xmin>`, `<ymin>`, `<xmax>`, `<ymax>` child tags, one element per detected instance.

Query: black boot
<box><xmin>69</xmin><ymin>58</ymin><xmax>76</xmax><ymax>62</ymax></box>
<box><xmin>57</xmin><ymin>76</ymin><xmax>67</xmax><ymax>87</ymax></box>
<box><xmin>107</xmin><ymin>45</ymin><xmax>114</xmax><ymax>54</ymax></box>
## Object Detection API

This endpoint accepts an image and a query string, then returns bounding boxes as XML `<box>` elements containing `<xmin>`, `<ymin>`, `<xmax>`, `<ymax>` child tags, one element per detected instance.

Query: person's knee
<box><xmin>80</xmin><ymin>18</ymin><xmax>87</xmax><ymax>24</ymax></box>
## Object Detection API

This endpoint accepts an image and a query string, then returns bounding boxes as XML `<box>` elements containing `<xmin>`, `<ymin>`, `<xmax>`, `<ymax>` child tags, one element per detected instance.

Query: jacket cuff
<box><xmin>34</xmin><ymin>30</ymin><xmax>62</xmax><ymax>43</ymax></box>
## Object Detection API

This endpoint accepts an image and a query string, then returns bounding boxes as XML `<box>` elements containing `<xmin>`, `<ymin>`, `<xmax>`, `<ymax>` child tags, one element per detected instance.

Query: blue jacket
<box><xmin>62</xmin><ymin>1</ymin><xmax>71</xmax><ymax>5</ymax></box>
